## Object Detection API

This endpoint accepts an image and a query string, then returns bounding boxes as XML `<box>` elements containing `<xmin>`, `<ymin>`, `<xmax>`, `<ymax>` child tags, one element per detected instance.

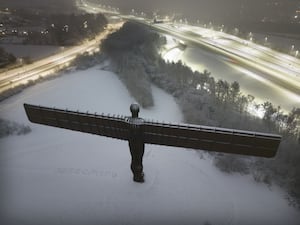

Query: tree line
<box><xmin>99</xmin><ymin>22</ymin><xmax>300</xmax><ymax>207</ymax></box>
<box><xmin>25</xmin><ymin>13</ymin><xmax>108</xmax><ymax>46</ymax></box>
<box><xmin>0</xmin><ymin>47</ymin><xmax>16</xmax><ymax>68</ymax></box>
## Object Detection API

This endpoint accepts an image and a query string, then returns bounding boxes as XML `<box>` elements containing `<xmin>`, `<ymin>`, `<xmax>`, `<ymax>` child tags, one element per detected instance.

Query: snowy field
<box><xmin>0</xmin><ymin>67</ymin><xmax>300</xmax><ymax>225</ymax></box>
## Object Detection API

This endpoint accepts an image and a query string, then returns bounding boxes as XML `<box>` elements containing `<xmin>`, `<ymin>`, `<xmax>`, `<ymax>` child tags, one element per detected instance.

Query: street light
<box><xmin>248</xmin><ymin>32</ymin><xmax>253</xmax><ymax>39</ymax></box>
<box><xmin>264</xmin><ymin>36</ymin><xmax>268</xmax><ymax>46</ymax></box>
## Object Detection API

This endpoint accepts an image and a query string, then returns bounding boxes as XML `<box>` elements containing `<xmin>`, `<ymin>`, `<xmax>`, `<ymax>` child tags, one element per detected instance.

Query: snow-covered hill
<box><xmin>0</xmin><ymin>67</ymin><xmax>299</xmax><ymax>225</ymax></box>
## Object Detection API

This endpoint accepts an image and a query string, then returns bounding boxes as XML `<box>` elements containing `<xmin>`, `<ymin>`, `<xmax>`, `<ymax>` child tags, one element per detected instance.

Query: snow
<box><xmin>162</xmin><ymin>35</ymin><xmax>186</xmax><ymax>64</ymax></box>
<box><xmin>0</xmin><ymin>67</ymin><xmax>300</xmax><ymax>225</ymax></box>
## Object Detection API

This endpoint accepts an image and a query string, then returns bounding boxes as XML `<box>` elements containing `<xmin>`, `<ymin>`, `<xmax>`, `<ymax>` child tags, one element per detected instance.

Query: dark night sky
<box><xmin>1</xmin><ymin>0</ymin><xmax>299</xmax><ymax>22</ymax></box>
<box><xmin>92</xmin><ymin>0</ymin><xmax>299</xmax><ymax>23</ymax></box>
<box><xmin>0</xmin><ymin>0</ymin><xmax>76</xmax><ymax>13</ymax></box>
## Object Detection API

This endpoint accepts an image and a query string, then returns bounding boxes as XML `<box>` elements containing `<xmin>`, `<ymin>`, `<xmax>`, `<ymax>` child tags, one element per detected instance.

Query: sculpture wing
<box><xmin>24</xmin><ymin>103</ymin><xmax>281</xmax><ymax>158</ymax></box>
<box><xmin>24</xmin><ymin>104</ymin><xmax>129</xmax><ymax>141</ymax></box>
<box><xmin>142</xmin><ymin>121</ymin><xmax>281</xmax><ymax>158</ymax></box>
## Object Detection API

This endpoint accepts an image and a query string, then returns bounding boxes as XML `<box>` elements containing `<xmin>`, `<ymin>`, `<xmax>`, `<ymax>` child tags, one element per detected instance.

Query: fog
<box><xmin>91</xmin><ymin>0</ymin><xmax>297</xmax><ymax>23</ymax></box>
<box><xmin>2</xmin><ymin>0</ymin><xmax>298</xmax><ymax>23</ymax></box>
<box><xmin>0</xmin><ymin>0</ymin><xmax>76</xmax><ymax>13</ymax></box>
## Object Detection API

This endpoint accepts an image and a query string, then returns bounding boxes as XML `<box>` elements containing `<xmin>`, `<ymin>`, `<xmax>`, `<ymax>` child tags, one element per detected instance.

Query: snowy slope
<box><xmin>0</xmin><ymin>67</ymin><xmax>299</xmax><ymax>225</ymax></box>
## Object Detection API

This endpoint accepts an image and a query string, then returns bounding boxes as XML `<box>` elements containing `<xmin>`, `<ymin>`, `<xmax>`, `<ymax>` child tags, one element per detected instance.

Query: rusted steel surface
<box><xmin>142</xmin><ymin>121</ymin><xmax>281</xmax><ymax>158</ymax></box>
<box><xmin>24</xmin><ymin>103</ymin><xmax>129</xmax><ymax>141</ymax></box>
<box><xmin>24</xmin><ymin>103</ymin><xmax>281</xmax><ymax>158</ymax></box>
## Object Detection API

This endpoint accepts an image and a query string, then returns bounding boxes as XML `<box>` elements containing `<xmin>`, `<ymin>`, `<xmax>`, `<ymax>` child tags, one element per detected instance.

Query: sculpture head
<box><xmin>130</xmin><ymin>103</ymin><xmax>140</xmax><ymax>118</ymax></box>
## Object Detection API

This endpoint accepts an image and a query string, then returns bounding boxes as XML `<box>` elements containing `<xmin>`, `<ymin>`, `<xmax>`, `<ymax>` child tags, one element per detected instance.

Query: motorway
<box><xmin>112</xmin><ymin>12</ymin><xmax>299</xmax><ymax>112</ymax></box>
<box><xmin>78</xmin><ymin>0</ymin><xmax>300</xmax><ymax>111</ymax></box>
<box><xmin>151</xmin><ymin>23</ymin><xmax>300</xmax><ymax>94</ymax></box>
<box><xmin>0</xmin><ymin>23</ymin><xmax>123</xmax><ymax>94</ymax></box>
<box><xmin>152</xmin><ymin>22</ymin><xmax>300</xmax><ymax>111</ymax></box>
<box><xmin>2</xmin><ymin>0</ymin><xmax>300</xmax><ymax>112</ymax></box>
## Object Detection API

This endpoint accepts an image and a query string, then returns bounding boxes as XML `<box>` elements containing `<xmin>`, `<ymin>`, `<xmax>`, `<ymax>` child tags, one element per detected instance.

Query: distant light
<box><xmin>63</xmin><ymin>25</ymin><xmax>69</xmax><ymax>32</ymax></box>
<box><xmin>84</xmin><ymin>21</ymin><xmax>88</xmax><ymax>28</ymax></box>
<box><xmin>291</xmin><ymin>45</ymin><xmax>295</xmax><ymax>51</ymax></box>
<box><xmin>295</xmin><ymin>15</ymin><xmax>298</xmax><ymax>19</ymax></box>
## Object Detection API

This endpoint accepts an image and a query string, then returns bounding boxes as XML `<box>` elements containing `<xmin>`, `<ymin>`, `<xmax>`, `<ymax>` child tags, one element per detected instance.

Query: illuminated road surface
<box><xmin>0</xmin><ymin>23</ymin><xmax>123</xmax><ymax>94</ymax></box>
<box><xmin>78</xmin><ymin>0</ymin><xmax>300</xmax><ymax>111</ymax></box>
<box><xmin>3</xmin><ymin>0</ymin><xmax>299</xmax><ymax>112</ymax></box>
<box><xmin>116</xmin><ymin>14</ymin><xmax>300</xmax><ymax>111</ymax></box>
<box><xmin>152</xmin><ymin>23</ymin><xmax>300</xmax><ymax>111</ymax></box>
<box><xmin>151</xmin><ymin>23</ymin><xmax>300</xmax><ymax>92</ymax></box>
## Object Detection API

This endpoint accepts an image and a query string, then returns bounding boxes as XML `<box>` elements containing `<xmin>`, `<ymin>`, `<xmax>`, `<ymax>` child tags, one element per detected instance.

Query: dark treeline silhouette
<box><xmin>232</xmin><ymin>21</ymin><xmax>300</xmax><ymax>36</ymax></box>
<box><xmin>24</xmin><ymin>13</ymin><xmax>107</xmax><ymax>46</ymax></box>
<box><xmin>0</xmin><ymin>47</ymin><xmax>16</xmax><ymax>68</ymax></box>
<box><xmin>100</xmin><ymin>22</ymin><xmax>300</xmax><ymax>207</ymax></box>
<box><xmin>101</xmin><ymin>22</ymin><xmax>166</xmax><ymax>107</ymax></box>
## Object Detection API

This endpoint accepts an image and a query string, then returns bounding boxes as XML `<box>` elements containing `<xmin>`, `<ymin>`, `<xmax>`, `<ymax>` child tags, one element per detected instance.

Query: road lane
<box><xmin>0</xmin><ymin>23</ymin><xmax>123</xmax><ymax>94</ymax></box>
